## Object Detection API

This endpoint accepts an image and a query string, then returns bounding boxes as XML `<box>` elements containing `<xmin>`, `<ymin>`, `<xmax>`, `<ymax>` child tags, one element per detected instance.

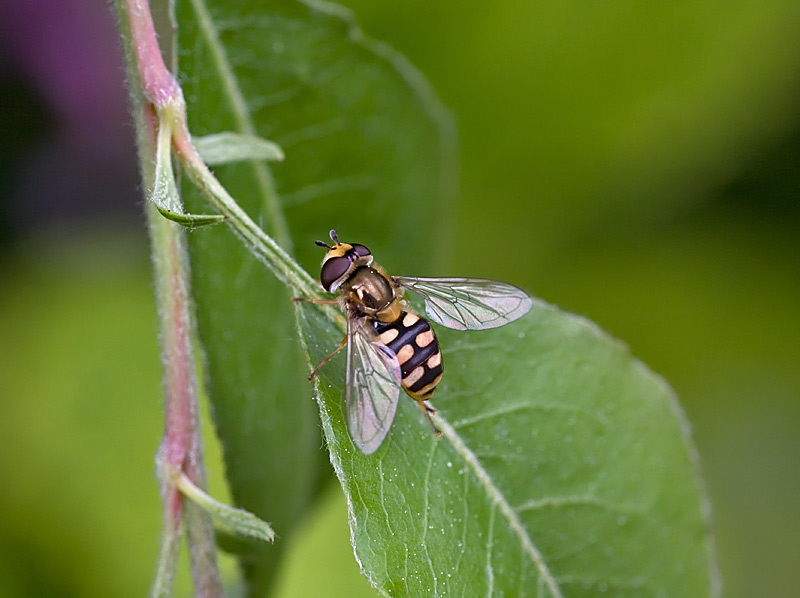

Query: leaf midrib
<box><xmin>435</xmin><ymin>415</ymin><xmax>563</xmax><ymax>598</ymax></box>
<box><xmin>186</xmin><ymin>0</ymin><xmax>293</xmax><ymax>250</ymax></box>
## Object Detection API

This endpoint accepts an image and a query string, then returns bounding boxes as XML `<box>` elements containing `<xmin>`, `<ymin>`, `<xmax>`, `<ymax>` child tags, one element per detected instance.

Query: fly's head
<box><xmin>316</xmin><ymin>229</ymin><xmax>373</xmax><ymax>293</ymax></box>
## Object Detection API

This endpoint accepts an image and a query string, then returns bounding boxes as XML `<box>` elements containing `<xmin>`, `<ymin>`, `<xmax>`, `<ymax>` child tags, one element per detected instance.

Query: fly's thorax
<box><xmin>340</xmin><ymin>266</ymin><xmax>397</xmax><ymax>315</ymax></box>
<box><xmin>372</xmin><ymin>311</ymin><xmax>444</xmax><ymax>400</ymax></box>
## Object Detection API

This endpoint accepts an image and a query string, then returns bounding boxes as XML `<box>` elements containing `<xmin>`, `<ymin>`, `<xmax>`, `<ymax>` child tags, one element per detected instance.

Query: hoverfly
<box><xmin>294</xmin><ymin>230</ymin><xmax>532</xmax><ymax>454</ymax></box>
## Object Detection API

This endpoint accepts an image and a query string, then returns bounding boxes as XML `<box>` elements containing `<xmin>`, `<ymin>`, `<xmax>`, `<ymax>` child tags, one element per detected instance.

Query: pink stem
<box><xmin>117</xmin><ymin>1</ymin><xmax>223</xmax><ymax>596</ymax></box>
<box><xmin>124</xmin><ymin>0</ymin><xmax>181</xmax><ymax>106</ymax></box>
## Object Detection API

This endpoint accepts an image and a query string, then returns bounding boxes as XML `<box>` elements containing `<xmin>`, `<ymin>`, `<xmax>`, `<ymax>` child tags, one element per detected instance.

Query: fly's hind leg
<box><xmin>415</xmin><ymin>399</ymin><xmax>443</xmax><ymax>437</ymax></box>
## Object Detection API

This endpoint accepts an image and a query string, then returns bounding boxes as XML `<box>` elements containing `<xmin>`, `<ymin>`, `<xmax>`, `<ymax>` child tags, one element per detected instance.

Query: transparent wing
<box><xmin>345</xmin><ymin>316</ymin><xmax>402</xmax><ymax>454</ymax></box>
<box><xmin>394</xmin><ymin>276</ymin><xmax>533</xmax><ymax>331</ymax></box>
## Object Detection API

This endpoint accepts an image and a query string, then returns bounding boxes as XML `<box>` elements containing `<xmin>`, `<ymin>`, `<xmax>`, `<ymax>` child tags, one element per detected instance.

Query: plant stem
<box><xmin>119</xmin><ymin>0</ymin><xmax>321</xmax><ymax>300</ymax></box>
<box><xmin>171</xmin><ymin>117</ymin><xmax>319</xmax><ymax>296</ymax></box>
<box><xmin>113</xmin><ymin>1</ymin><xmax>223</xmax><ymax>596</ymax></box>
<box><xmin>114</xmin><ymin>0</ymin><xmax>343</xmax><ymax>589</ymax></box>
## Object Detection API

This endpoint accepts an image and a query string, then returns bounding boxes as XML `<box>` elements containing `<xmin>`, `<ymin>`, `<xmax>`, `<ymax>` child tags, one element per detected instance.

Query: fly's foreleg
<box><xmin>292</xmin><ymin>296</ymin><xmax>346</xmax><ymax>380</ymax></box>
<box><xmin>291</xmin><ymin>297</ymin><xmax>339</xmax><ymax>305</ymax></box>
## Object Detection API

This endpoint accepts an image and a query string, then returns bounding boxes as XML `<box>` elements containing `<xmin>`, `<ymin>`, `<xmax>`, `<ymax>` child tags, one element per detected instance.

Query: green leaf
<box><xmin>176</xmin><ymin>473</ymin><xmax>276</xmax><ymax>544</ymax></box>
<box><xmin>194</xmin><ymin>132</ymin><xmax>285</xmax><ymax>166</ymax></box>
<box><xmin>149</xmin><ymin>111</ymin><xmax>225</xmax><ymax>228</ymax></box>
<box><xmin>156</xmin><ymin>206</ymin><xmax>227</xmax><ymax>228</ymax></box>
<box><xmin>296</xmin><ymin>299</ymin><xmax>718</xmax><ymax>597</ymax></box>
<box><xmin>175</xmin><ymin>0</ymin><xmax>455</xmax><ymax>594</ymax></box>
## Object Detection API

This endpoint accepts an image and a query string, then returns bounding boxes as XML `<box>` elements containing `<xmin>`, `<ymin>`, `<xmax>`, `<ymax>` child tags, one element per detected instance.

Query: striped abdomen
<box><xmin>372</xmin><ymin>311</ymin><xmax>443</xmax><ymax>399</ymax></box>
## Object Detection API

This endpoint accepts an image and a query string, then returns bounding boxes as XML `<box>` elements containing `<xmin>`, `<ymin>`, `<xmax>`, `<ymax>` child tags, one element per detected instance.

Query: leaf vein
<box><xmin>514</xmin><ymin>495</ymin><xmax>643</xmax><ymax>515</ymax></box>
<box><xmin>435</xmin><ymin>416</ymin><xmax>564</xmax><ymax>598</ymax></box>
<box><xmin>187</xmin><ymin>0</ymin><xmax>292</xmax><ymax>248</ymax></box>
<box><xmin>485</xmin><ymin>503</ymin><xmax>496</xmax><ymax>598</ymax></box>
<box><xmin>452</xmin><ymin>400</ymin><xmax>602</xmax><ymax>429</ymax></box>
<box><xmin>421</xmin><ymin>442</ymin><xmax>439</xmax><ymax>596</ymax></box>
<box><xmin>276</xmin><ymin>118</ymin><xmax>349</xmax><ymax>148</ymax></box>
<box><xmin>282</xmin><ymin>174</ymin><xmax>378</xmax><ymax>207</ymax></box>
<box><xmin>378</xmin><ymin>460</ymin><xmax>395</xmax><ymax>536</ymax></box>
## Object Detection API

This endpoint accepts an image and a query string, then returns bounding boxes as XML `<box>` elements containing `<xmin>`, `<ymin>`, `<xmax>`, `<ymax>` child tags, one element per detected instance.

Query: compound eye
<box><xmin>320</xmin><ymin>256</ymin><xmax>351</xmax><ymax>291</ymax></box>
<box><xmin>350</xmin><ymin>244</ymin><xmax>371</xmax><ymax>257</ymax></box>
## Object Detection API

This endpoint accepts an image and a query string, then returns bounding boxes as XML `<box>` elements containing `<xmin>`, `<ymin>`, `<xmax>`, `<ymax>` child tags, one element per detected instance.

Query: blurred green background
<box><xmin>1</xmin><ymin>1</ymin><xmax>799</xmax><ymax>597</ymax></box>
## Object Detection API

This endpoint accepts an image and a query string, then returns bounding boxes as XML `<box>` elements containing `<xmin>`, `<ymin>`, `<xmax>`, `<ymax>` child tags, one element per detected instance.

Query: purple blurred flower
<box><xmin>0</xmin><ymin>0</ymin><xmax>141</xmax><ymax>238</ymax></box>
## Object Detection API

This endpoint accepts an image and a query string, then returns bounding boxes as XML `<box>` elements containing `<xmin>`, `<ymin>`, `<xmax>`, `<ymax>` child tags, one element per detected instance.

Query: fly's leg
<box><xmin>292</xmin><ymin>296</ymin><xmax>347</xmax><ymax>380</ymax></box>
<box><xmin>291</xmin><ymin>297</ymin><xmax>339</xmax><ymax>305</ymax></box>
<box><xmin>308</xmin><ymin>335</ymin><xmax>348</xmax><ymax>381</ymax></box>
<box><xmin>416</xmin><ymin>400</ymin><xmax>443</xmax><ymax>436</ymax></box>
